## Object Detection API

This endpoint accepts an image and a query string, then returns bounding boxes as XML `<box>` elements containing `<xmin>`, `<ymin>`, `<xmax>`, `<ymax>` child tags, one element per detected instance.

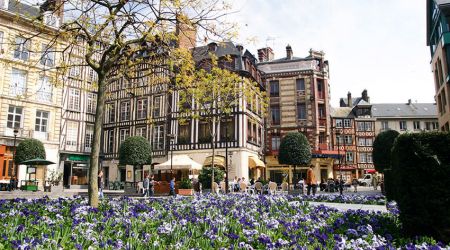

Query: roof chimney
<box><xmin>286</xmin><ymin>44</ymin><xmax>293</xmax><ymax>59</ymax></box>
<box><xmin>347</xmin><ymin>92</ymin><xmax>352</xmax><ymax>107</ymax></box>
<box><xmin>408</xmin><ymin>99</ymin><xmax>412</xmax><ymax>105</ymax></box>
<box><xmin>176</xmin><ymin>15</ymin><xmax>197</xmax><ymax>49</ymax></box>
<box><xmin>362</xmin><ymin>89</ymin><xmax>369</xmax><ymax>103</ymax></box>
<box><xmin>257</xmin><ymin>47</ymin><xmax>274</xmax><ymax>62</ymax></box>
<box><xmin>236</xmin><ymin>44</ymin><xmax>243</xmax><ymax>55</ymax></box>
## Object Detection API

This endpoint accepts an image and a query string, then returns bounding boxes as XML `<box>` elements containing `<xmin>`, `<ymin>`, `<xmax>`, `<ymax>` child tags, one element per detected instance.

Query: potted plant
<box><xmin>178</xmin><ymin>178</ymin><xmax>194</xmax><ymax>196</ymax></box>
<box><xmin>45</xmin><ymin>170</ymin><xmax>63</xmax><ymax>192</ymax></box>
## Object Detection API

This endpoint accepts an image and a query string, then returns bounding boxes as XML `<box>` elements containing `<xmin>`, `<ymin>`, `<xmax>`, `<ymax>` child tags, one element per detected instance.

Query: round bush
<box><xmin>119</xmin><ymin>136</ymin><xmax>152</xmax><ymax>166</ymax></box>
<box><xmin>198</xmin><ymin>166</ymin><xmax>224</xmax><ymax>189</ymax></box>
<box><xmin>15</xmin><ymin>139</ymin><xmax>46</xmax><ymax>164</ymax></box>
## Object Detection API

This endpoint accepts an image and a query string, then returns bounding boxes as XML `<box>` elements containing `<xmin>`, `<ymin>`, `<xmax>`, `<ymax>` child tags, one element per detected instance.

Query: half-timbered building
<box><xmin>331</xmin><ymin>90</ymin><xmax>375</xmax><ymax>180</ymax></box>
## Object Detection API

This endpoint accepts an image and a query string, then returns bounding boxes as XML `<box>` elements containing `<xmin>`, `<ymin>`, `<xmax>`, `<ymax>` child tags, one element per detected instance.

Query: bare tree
<box><xmin>10</xmin><ymin>0</ymin><xmax>237</xmax><ymax>207</ymax></box>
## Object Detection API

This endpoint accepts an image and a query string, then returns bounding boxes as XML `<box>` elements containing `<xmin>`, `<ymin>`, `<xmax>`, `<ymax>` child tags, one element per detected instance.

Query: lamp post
<box><xmin>224</xmin><ymin>116</ymin><xmax>229</xmax><ymax>193</ymax></box>
<box><xmin>168</xmin><ymin>134</ymin><xmax>175</xmax><ymax>178</ymax></box>
<box><xmin>12</xmin><ymin>128</ymin><xmax>19</xmax><ymax>190</ymax></box>
<box><xmin>335</xmin><ymin>128</ymin><xmax>343</xmax><ymax>195</ymax></box>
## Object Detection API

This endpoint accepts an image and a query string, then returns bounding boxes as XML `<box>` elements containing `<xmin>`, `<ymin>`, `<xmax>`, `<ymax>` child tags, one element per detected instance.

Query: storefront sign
<box><xmin>68</xmin><ymin>155</ymin><xmax>89</xmax><ymax>162</ymax></box>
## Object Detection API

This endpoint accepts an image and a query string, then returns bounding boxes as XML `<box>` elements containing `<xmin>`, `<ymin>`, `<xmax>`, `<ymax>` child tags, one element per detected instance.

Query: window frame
<box><xmin>120</xmin><ymin>101</ymin><xmax>130</xmax><ymax>121</ymax></box>
<box><xmin>7</xmin><ymin>105</ymin><xmax>23</xmax><ymax>129</ymax></box>
<box><xmin>10</xmin><ymin>68</ymin><xmax>27</xmax><ymax>96</ymax></box>
<box><xmin>35</xmin><ymin>110</ymin><xmax>49</xmax><ymax>132</ymax></box>
<box><xmin>269</xmin><ymin>80</ymin><xmax>279</xmax><ymax>97</ymax></box>
<box><xmin>68</xmin><ymin>88</ymin><xmax>81</xmax><ymax>111</ymax></box>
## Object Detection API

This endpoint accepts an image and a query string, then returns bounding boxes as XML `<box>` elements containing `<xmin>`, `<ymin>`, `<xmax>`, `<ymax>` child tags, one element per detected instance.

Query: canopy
<box><xmin>248</xmin><ymin>156</ymin><xmax>265</xmax><ymax>169</ymax></box>
<box><xmin>19</xmin><ymin>158</ymin><xmax>56</xmax><ymax>166</ymax></box>
<box><xmin>203</xmin><ymin>155</ymin><xmax>225</xmax><ymax>167</ymax></box>
<box><xmin>154</xmin><ymin>155</ymin><xmax>202</xmax><ymax>171</ymax></box>
<box><xmin>366</xmin><ymin>169</ymin><xmax>377</xmax><ymax>174</ymax></box>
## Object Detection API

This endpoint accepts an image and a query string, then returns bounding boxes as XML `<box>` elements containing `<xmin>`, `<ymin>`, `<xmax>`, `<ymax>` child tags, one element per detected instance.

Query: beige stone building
<box><xmin>0</xmin><ymin>0</ymin><xmax>63</xmax><ymax>189</ymax></box>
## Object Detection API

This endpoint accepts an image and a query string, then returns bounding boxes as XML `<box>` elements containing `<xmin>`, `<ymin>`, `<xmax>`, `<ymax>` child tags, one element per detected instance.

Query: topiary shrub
<box><xmin>119</xmin><ymin>136</ymin><xmax>152</xmax><ymax>166</ymax></box>
<box><xmin>391</xmin><ymin>132</ymin><xmax>450</xmax><ymax>243</ymax></box>
<box><xmin>373</xmin><ymin>130</ymin><xmax>400</xmax><ymax>173</ymax></box>
<box><xmin>15</xmin><ymin>139</ymin><xmax>46</xmax><ymax>164</ymax></box>
<box><xmin>278</xmin><ymin>132</ymin><xmax>311</xmax><ymax>184</ymax></box>
<box><xmin>198</xmin><ymin>166</ymin><xmax>224</xmax><ymax>189</ymax></box>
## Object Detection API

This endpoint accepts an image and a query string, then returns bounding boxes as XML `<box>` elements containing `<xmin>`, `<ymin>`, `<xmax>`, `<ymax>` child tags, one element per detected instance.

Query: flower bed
<box><xmin>0</xmin><ymin>195</ymin><xmax>447</xmax><ymax>249</ymax></box>
<box><xmin>292</xmin><ymin>194</ymin><xmax>387</xmax><ymax>205</ymax></box>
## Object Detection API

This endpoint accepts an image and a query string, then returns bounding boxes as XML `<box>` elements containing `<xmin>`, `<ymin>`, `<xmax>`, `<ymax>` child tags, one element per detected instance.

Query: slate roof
<box><xmin>372</xmin><ymin>103</ymin><xmax>438</xmax><ymax>118</ymax></box>
<box><xmin>6</xmin><ymin>0</ymin><xmax>40</xmax><ymax>18</ymax></box>
<box><xmin>340</xmin><ymin>97</ymin><xmax>364</xmax><ymax>107</ymax></box>
<box><xmin>192</xmin><ymin>42</ymin><xmax>243</xmax><ymax>67</ymax></box>
<box><xmin>330</xmin><ymin>107</ymin><xmax>353</xmax><ymax>118</ymax></box>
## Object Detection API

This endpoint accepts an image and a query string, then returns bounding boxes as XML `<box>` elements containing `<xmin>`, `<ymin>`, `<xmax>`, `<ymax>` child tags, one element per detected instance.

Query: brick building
<box><xmin>258</xmin><ymin>45</ymin><xmax>337</xmax><ymax>184</ymax></box>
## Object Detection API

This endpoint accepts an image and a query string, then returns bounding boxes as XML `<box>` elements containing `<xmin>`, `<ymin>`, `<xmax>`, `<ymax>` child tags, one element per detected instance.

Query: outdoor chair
<box><xmin>268</xmin><ymin>182</ymin><xmax>277</xmax><ymax>195</ymax></box>
<box><xmin>278</xmin><ymin>182</ymin><xmax>289</xmax><ymax>194</ymax></box>
<box><xmin>212</xmin><ymin>182</ymin><xmax>220</xmax><ymax>194</ymax></box>
<box><xmin>137</xmin><ymin>182</ymin><xmax>143</xmax><ymax>194</ymax></box>
<box><xmin>254</xmin><ymin>182</ymin><xmax>263</xmax><ymax>194</ymax></box>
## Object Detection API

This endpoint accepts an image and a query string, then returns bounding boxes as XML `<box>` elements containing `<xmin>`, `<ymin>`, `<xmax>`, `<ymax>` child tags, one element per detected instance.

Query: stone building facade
<box><xmin>258</xmin><ymin>45</ymin><xmax>337</xmax><ymax>184</ymax></box>
<box><xmin>0</xmin><ymin>0</ymin><xmax>63</xmax><ymax>188</ymax></box>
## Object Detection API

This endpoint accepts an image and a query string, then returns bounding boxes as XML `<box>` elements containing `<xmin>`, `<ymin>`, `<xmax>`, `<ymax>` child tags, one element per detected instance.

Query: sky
<box><xmin>227</xmin><ymin>0</ymin><xmax>435</xmax><ymax>106</ymax></box>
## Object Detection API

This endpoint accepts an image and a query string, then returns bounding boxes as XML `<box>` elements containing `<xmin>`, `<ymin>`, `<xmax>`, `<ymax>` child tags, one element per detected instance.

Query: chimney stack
<box><xmin>347</xmin><ymin>92</ymin><xmax>352</xmax><ymax>107</ymax></box>
<box><xmin>257</xmin><ymin>47</ymin><xmax>274</xmax><ymax>62</ymax></box>
<box><xmin>286</xmin><ymin>44</ymin><xmax>293</xmax><ymax>59</ymax></box>
<box><xmin>408</xmin><ymin>99</ymin><xmax>412</xmax><ymax>105</ymax></box>
<box><xmin>176</xmin><ymin>15</ymin><xmax>197</xmax><ymax>49</ymax></box>
<box><xmin>361</xmin><ymin>89</ymin><xmax>369</xmax><ymax>103</ymax></box>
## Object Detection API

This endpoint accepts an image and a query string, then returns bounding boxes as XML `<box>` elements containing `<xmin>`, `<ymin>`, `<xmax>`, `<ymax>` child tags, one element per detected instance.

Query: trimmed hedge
<box><xmin>118</xmin><ymin>136</ymin><xmax>152</xmax><ymax>166</ymax></box>
<box><xmin>15</xmin><ymin>139</ymin><xmax>46</xmax><ymax>164</ymax></box>
<box><xmin>390</xmin><ymin>132</ymin><xmax>450</xmax><ymax>243</ymax></box>
<box><xmin>373</xmin><ymin>130</ymin><xmax>399</xmax><ymax>173</ymax></box>
<box><xmin>278</xmin><ymin>132</ymin><xmax>311</xmax><ymax>165</ymax></box>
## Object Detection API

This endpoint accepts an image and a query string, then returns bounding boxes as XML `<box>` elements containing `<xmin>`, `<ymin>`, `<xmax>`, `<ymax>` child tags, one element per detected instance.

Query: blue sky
<box><xmin>229</xmin><ymin>0</ymin><xmax>434</xmax><ymax>106</ymax></box>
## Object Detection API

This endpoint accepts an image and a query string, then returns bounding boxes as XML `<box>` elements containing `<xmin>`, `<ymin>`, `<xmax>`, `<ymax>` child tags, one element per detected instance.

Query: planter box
<box><xmin>178</xmin><ymin>189</ymin><xmax>194</xmax><ymax>196</ymax></box>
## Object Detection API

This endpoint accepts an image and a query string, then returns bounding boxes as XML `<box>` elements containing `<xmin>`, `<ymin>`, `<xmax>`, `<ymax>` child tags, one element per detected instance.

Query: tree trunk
<box><xmin>88</xmin><ymin>74</ymin><xmax>106</xmax><ymax>208</ymax></box>
<box><xmin>293</xmin><ymin>164</ymin><xmax>297</xmax><ymax>191</ymax></box>
<box><xmin>211</xmin><ymin>116</ymin><xmax>216</xmax><ymax>190</ymax></box>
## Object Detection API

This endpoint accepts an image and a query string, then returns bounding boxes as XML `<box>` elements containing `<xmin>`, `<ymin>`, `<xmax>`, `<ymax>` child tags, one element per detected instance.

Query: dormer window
<box><xmin>208</xmin><ymin>42</ymin><xmax>217</xmax><ymax>52</ymax></box>
<box><xmin>43</xmin><ymin>11</ymin><xmax>59</xmax><ymax>28</ymax></box>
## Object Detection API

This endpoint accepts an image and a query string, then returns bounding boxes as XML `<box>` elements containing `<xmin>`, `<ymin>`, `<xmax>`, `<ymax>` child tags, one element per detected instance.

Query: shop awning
<box><xmin>203</xmin><ymin>155</ymin><xmax>225</xmax><ymax>167</ymax></box>
<box><xmin>366</xmin><ymin>169</ymin><xmax>377</xmax><ymax>174</ymax></box>
<box><xmin>154</xmin><ymin>155</ymin><xmax>202</xmax><ymax>171</ymax></box>
<box><xmin>19</xmin><ymin>158</ymin><xmax>55</xmax><ymax>166</ymax></box>
<box><xmin>249</xmin><ymin>156</ymin><xmax>265</xmax><ymax>169</ymax></box>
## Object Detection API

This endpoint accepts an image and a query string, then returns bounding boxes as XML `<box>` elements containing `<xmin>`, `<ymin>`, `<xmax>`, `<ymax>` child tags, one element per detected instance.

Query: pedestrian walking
<box><xmin>372</xmin><ymin>175</ymin><xmax>378</xmax><ymax>190</ymax></box>
<box><xmin>169</xmin><ymin>177</ymin><xmax>176</xmax><ymax>196</ymax></box>
<box><xmin>98</xmin><ymin>170</ymin><xmax>104</xmax><ymax>199</ymax></box>
<box><xmin>306</xmin><ymin>165</ymin><xmax>317</xmax><ymax>196</ymax></box>
<box><xmin>352</xmin><ymin>178</ymin><xmax>358</xmax><ymax>193</ymax></box>
<box><xmin>149</xmin><ymin>175</ymin><xmax>156</xmax><ymax>197</ymax></box>
<box><xmin>143</xmin><ymin>174</ymin><xmax>150</xmax><ymax>197</ymax></box>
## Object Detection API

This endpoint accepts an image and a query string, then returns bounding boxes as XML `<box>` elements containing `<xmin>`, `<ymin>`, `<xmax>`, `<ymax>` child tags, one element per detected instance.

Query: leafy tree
<box><xmin>15</xmin><ymin>139</ymin><xmax>46</xmax><ymax>165</ymax></box>
<box><xmin>119</xmin><ymin>136</ymin><xmax>152</xmax><ymax>167</ymax></box>
<box><xmin>278</xmin><ymin>132</ymin><xmax>311</xmax><ymax>185</ymax></box>
<box><xmin>17</xmin><ymin>0</ymin><xmax>236</xmax><ymax>207</ymax></box>
<box><xmin>198</xmin><ymin>166</ymin><xmax>225</xmax><ymax>189</ymax></box>
<box><xmin>373</xmin><ymin>130</ymin><xmax>400</xmax><ymax>173</ymax></box>
<box><xmin>176</xmin><ymin>54</ymin><xmax>268</xmax><ymax>190</ymax></box>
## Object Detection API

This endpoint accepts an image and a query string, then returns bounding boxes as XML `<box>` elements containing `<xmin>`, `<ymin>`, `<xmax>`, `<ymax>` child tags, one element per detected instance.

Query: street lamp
<box><xmin>168</xmin><ymin>134</ymin><xmax>175</xmax><ymax>178</ymax></box>
<box><xmin>12</xmin><ymin>128</ymin><xmax>19</xmax><ymax>189</ymax></box>
<box><xmin>224</xmin><ymin>116</ymin><xmax>229</xmax><ymax>193</ymax></box>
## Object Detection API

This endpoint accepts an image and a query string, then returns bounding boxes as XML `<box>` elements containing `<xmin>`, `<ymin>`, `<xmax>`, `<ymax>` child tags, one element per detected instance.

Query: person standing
<box><xmin>149</xmin><ymin>175</ymin><xmax>157</xmax><ymax>196</ymax></box>
<box><xmin>306</xmin><ymin>165</ymin><xmax>317</xmax><ymax>196</ymax></box>
<box><xmin>352</xmin><ymin>178</ymin><xmax>358</xmax><ymax>193</ymax></box>
<box><xmin>143</xmin><ymin>174</ymin><xmax>150</xmax><ymax>197</ymax></box>
<box><xmin>169</xmin><ymin>177</ymin><xmax>176</xmax><ymax>196</ymax></box>
<box><xmin>98</xmin><ymin>170</ymin><xmax>104</xmax><ymax>199</ymax></box>
<box><xmin>372</xmin><ymin>174</ymin><xmax>378</xmax><ymax>190</ymax></box>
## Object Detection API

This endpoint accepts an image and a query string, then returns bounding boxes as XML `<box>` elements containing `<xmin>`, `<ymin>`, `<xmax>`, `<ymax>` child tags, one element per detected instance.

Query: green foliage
<box><xmin>390</xmin><ymin>132</ymin><xmax>450</xmax><ymax>243</ymax></box>
<box><xmin>179</xmin><ymin>178</ymin><xmax>193</xmax><ymax>189</ymax></box>
<box><xmin>118</xmin><ymin>136</ymin><xmax>152</xmax><ymax>166</ymax></box>
<box><xmin>198</xmin><ymin>167</ymin><xmax>224</xmax><ymax>189</ymax></box>
<box><xmin>373</xmin><ymin>130</ymin><xmax>400</xmax><ymax>173</ymax></box>
<box><xmin>15</xmin><ymin>139</ymin><xmax>46</xmax><ymax>164</ymax></box>
<box><xmin>278</xmin><ymin>132</ymin><xmax>311</xmax><ymax>165</ymax></box>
